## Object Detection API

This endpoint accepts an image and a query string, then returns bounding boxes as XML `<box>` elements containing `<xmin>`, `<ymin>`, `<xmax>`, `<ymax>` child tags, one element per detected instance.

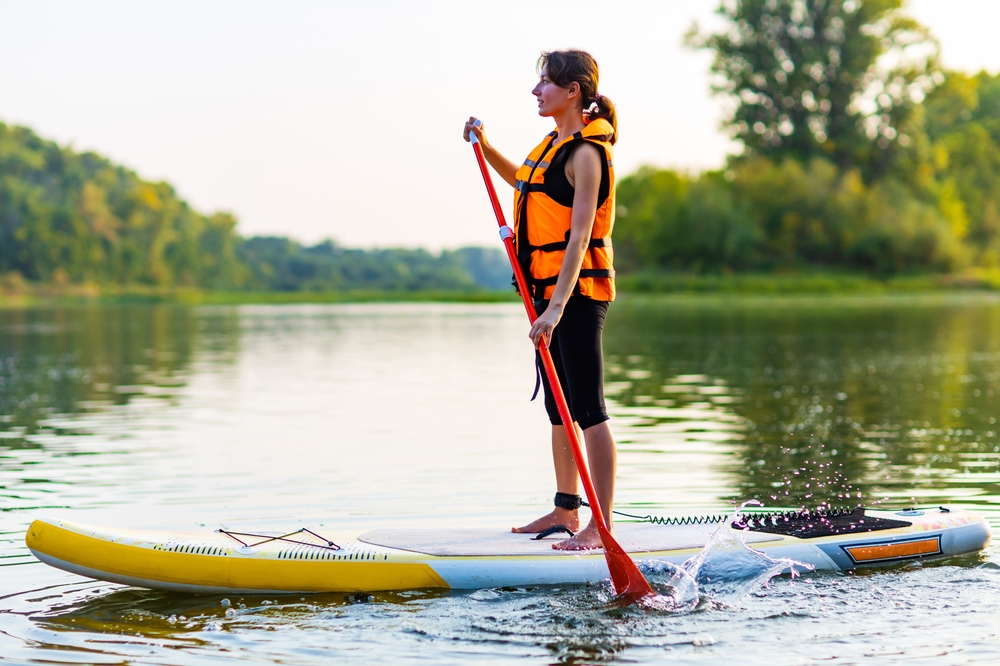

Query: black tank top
<box><xmin>543</xmin><ymin>141</ymin><xmax>611</xmax><ymax>210</ymax></box>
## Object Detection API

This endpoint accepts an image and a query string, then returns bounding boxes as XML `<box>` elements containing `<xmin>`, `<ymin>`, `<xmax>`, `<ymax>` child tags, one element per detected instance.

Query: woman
<box><xmin>463</xmin><ymin>49</ymin><xmax>619</xmax><ymax>550</ymax></box>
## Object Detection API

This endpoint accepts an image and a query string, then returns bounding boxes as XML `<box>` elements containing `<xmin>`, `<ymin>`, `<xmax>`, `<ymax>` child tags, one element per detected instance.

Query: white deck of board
<box><xmin>358</xmin><ymin>522</ymin><xmax>782</xmax><ymax>557</ymax></box>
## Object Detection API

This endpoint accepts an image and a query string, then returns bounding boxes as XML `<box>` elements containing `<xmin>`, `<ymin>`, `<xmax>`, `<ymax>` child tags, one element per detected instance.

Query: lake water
<box><xmin>1</xmin><ymin>295</ymin><xmax>999</xmax><ymax>664</ymax></box>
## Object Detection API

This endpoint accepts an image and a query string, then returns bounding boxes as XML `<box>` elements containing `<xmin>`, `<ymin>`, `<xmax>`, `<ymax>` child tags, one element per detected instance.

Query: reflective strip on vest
<box><xmin>514</xmin><ymin>180</ymin><xmax>548</xmax><ymax>194</ymax></box>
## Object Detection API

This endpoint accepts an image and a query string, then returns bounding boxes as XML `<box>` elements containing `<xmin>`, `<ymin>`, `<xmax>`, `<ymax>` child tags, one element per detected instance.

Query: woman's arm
<box><xmin>464</xmin><ymin>117</ymin><xmax>519</xmax><ymax>188</ymax></box>
<box><xmin>528</xmin><ymin>142</ymin><xmax>601</xmax><ymax>348</ymax></box>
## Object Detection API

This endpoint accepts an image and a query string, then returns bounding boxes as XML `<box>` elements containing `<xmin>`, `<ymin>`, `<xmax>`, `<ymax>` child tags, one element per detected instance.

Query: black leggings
<box><xmin>535</xmin><ymin>296</ymin><xmax>610</xmax><ymax>430</ymax></box>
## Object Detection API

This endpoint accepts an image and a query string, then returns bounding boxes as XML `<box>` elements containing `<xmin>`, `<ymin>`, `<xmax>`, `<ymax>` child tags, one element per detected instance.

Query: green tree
<box><xmin>921</xmin><ymin>71</ymin><xmax>1000</xmax><ymax>265</ymax></box>
<box><xmin>614</xmin><ymin>155</ymin><xmax>965</xmax><ymax>275</ymax></box>
<box><xmin>615</xmin><ymin>167</ymin><xmax>758</xmax><ymax>272</ymax></box>
<box><xmin>689</xmin><ymin>0</ymin><xmax>939</xmax><ymax>178</ymax></box>
<box><xmin>0</xmin><ymin>122</ymin><xmax>248</xmax><ymax>289</ymax></box>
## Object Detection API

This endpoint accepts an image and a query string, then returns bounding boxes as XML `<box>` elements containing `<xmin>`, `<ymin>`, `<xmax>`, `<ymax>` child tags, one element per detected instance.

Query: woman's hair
<box><xmin>538</xmin><ymin>49</ymin><xmax>617</xmax><ymax>144</ymax></box>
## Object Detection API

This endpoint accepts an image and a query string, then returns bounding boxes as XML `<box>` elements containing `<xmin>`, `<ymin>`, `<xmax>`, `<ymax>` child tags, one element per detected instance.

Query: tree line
<box><xmin>1</xmin><ymin>123</ymin><xmax>246</xmax><ymax>289</ymax></box>
<box><xmin>4</xmin><ymin>0</ymin><xmax>999</xmax><ymax>290</ymax></box>
<box><xmin>239</xmin><ymin>238</ymin><xmax>511</xmax><ymax>292</ymax></box>
<box><xmin>615</xmin><ymin>0</ymin><xmax>1000</xmax><ymax>276</ymax></box>
<box><xmin>0</xmin><ymin>122</ymin><xmax>510</xmax><ymax>292</ymax></box>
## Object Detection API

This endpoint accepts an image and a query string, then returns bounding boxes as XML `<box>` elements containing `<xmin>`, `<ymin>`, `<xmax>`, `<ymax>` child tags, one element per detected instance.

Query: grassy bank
<box><xmin>0</xmin><ymin>286</ymin><xmax>519</xmax><ymax>308</ymax></box>
<box><xmin>616</xmin><ymin>270</ymin><xmax>1000</xmax><ymax>294</ymax></box>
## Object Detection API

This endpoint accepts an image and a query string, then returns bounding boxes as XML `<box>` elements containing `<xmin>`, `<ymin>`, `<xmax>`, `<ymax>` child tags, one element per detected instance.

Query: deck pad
<box><xmin>737</xmin><ymin>507</ymin><xmax>913</xmax><ymax>538</ymax></box>
<box><xmin>358</xmin><ymin>522</ymin><xmax>783</xmax><ymax>556</ymax></box>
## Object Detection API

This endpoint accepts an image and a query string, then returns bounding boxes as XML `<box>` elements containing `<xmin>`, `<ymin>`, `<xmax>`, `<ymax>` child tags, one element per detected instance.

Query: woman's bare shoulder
<box><xmin>567</xmin><ymin>141</ymin><xmax>601</xmax><ymax>182</ymax></box>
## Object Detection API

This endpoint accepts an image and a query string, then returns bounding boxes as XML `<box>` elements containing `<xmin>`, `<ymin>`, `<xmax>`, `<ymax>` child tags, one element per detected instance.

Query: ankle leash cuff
<box><xmin>554</xmin><ymin>492</ymin><xmax>582</xmax><ymax>510</ymax></box>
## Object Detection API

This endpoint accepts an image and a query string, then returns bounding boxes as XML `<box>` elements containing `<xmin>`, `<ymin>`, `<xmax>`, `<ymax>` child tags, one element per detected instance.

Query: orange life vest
<box><xmin>513</xmin><ymin>118</ymin><xmax>616</xmax><ymax>301</ymax></box>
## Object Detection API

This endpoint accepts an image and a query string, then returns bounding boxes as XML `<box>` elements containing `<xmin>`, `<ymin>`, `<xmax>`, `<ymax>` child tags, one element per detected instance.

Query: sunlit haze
<box><xmin>1</xmin><ymin>0</ymin><xmax>998</xmax><ymax>249</ymax></box>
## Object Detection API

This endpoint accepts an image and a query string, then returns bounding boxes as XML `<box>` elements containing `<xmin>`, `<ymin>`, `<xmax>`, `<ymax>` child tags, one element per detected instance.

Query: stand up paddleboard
<box><xmin>26</xmin><ymin>507</ymin><xmax>990</xmax><ymax>594</ymax></box>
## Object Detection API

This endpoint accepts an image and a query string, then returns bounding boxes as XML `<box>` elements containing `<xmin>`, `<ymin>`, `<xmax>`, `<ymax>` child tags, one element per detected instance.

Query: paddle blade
<box><xmin>600</xmin><ymin>526</ymin><xmax>655</xmax><ymax>601</ymax></box>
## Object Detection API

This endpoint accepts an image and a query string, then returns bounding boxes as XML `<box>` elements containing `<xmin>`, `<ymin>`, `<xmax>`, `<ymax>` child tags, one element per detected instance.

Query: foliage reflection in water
<box><xmin>606</xmin><ymin>294</ymin><xmax>1000</xmax><ymax>515</ymax></box>
<box><xmin>0</xmin><ymin>296</ymin><xmax>998</xmax><ymax>664</ymax></box>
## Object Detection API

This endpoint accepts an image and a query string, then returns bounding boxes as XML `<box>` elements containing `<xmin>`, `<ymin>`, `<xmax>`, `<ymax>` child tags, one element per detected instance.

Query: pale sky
<box><xmin>1</xmin><ymin>1</ymin><xmax>998</xmax><ymax>250</ymax></box>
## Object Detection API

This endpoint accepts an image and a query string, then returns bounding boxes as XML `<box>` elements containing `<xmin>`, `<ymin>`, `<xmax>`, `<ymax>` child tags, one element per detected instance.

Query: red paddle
<box><xmin>468</xmin><ymin>121</ymin><xmax>654</xmax><ymax>601</ymax></box>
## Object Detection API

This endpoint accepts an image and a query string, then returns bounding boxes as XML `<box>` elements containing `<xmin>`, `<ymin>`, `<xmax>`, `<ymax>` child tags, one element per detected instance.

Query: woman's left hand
<box><xmin>529</xmin><ymin>304</ymin><xmax>563</xmax><ymax>348</ymax></box>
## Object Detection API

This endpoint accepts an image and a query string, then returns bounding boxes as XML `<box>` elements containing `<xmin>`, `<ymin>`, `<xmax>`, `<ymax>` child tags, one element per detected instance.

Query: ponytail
<box><xmin>585</xmin><ymin>95</ymin><xmax>617</xmax><ymax>144</ymax></box>
<box><xmin>538</xmin><ymin>49</ymin><xmax>617</xmax><ymax>144</ymax></box>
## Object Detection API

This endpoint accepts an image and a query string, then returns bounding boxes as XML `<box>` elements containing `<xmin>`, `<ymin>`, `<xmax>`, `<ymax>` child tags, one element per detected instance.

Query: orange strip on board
<box><xmin>845</xmin><ymin>538</ymin><xmax>940</xmax><ymax>562</ymax></box>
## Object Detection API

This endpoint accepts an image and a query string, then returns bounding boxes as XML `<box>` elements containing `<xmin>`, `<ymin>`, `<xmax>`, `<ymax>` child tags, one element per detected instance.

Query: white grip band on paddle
<box><xmin>499</xmin><ymin>226</ymin><xmax>514</xmax><ymax>240</ymax></box>
<box><xmin>469</xmin><ymin>119</ymin><xmax>482</xmax><ymax>145</ymax></box>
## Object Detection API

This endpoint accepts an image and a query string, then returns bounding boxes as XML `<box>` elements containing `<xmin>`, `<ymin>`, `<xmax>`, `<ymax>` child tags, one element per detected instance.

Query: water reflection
<box><xmin>0</xmin><ymin>307</ymin><xmax>240</xmax><ymax>565</ymax></box>
<box><xmin>0</xmin><ymin>306</ymin><xmax>237</xmax><ymax>438</ymax></box>
<box><xmin>2</xmin><ymin>297</ymin><xmax>1000</xmax><ymax>664</ymax></box>
<box><xmin>3</xmin><ymin>297</ymin><xmax>1000</xmax><ymax>523</ymax></box>
<box><xmin>606</xmin><ymin>294</ymin><xmax>1000</xmax><ymax>512</ymax></box>
<box><xmin>607</xmin><ymin>362</ymin><xmax>746</xmax><ymax>512</ymax></box>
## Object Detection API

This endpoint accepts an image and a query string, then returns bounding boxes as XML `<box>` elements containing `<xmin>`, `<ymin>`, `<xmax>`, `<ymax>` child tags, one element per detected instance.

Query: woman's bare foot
<box><xmin>512</xmin><ymin>508</ymin><xmax>580</xmax><ymax>534</ymax></box>
<box><xmin>552</xmin><ymin>521</ymin><xmax>606</xmax><ymax>550</ymax></box>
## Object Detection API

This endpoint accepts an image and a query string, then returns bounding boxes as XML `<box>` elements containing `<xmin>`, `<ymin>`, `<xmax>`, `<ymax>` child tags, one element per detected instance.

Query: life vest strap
<box><xmin>529</xmin><ymin>268</ymin><xmax>616</xmax><ymax>289</ymax></box>
<box><xmin>532</xmin><ymin>237</ymin><xmax>613</xmax><ymax>253</ymax></box>
<box><xmin>515</xmin><ymin>180</ymin><xmax>547</xmax><ymax>194</ymax></box>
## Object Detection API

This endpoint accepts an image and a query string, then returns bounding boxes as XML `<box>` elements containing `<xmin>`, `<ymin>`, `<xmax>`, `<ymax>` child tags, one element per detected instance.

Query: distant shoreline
<box><xmin>0</xmin><ymin>287</ymin><xmax>519</xmax><ymax>308</ymax></box>
<box><xmin>3</xmin><ymin>271</ymin><xmax>1000</xmax><ymax>308</ymax></box>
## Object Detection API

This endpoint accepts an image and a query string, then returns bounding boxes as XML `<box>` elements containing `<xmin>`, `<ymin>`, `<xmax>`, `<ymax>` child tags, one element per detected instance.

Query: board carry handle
<box><xmin>467</xmin><ymin>118</ymin><xmax>654</xmax><ymax>602</ymax></box>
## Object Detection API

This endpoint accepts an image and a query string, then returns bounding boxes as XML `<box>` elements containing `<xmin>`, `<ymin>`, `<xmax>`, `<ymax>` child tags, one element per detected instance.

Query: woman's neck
<box><xmin>552</xmin><ymin>106</ymin><xmax>585</xmax><ymax>143</ymax></box>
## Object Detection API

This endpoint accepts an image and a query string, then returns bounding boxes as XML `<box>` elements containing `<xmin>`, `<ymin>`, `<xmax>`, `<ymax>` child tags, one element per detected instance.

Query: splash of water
<box><xmin>635</xmin><ymin>501</ymin><xmax>811</xmax><ymax>611</ymax></box>
<box><xmin>633</xmin><ymin>559</ymin><xmax>700</xmax><ymax>612</ymax></box>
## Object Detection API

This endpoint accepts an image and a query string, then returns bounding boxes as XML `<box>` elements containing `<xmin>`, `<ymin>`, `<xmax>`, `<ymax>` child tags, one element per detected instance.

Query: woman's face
<box><xmin>532</xmin><ymin>66</ymin><xmax>578</xmax><ymax>118</ymax></box>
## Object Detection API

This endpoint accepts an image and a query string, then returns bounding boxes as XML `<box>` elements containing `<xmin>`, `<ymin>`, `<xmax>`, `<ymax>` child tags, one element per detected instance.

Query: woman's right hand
<box><xmin>463</xmin><ymin>116</ymin><xmax>485</xmax><ymax>144</ymax></box>
<box><xmin>463</xmin><ymin>116</ymin><xmax>518</xmax><ymax>187</ymax></box>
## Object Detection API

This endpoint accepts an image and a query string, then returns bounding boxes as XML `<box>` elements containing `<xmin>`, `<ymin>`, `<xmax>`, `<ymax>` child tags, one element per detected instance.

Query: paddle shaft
<box><xmin>468</xmin><ymin>125</ymin><xmax>652</xmax><ymax>599</ymax></box>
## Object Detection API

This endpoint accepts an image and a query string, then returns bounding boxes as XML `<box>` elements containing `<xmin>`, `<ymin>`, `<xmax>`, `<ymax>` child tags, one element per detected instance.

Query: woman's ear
<box><xmin>567</xmin><ymin>81</ymin><xmax>580</xmax><ymax>100</ymax></box>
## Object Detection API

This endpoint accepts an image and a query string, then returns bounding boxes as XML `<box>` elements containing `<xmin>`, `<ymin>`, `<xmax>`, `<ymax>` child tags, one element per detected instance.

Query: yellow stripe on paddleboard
<box><xmin>26</xmin><ymin>520</ymin><xmax>449</xmax><ymax>593</ymax></box>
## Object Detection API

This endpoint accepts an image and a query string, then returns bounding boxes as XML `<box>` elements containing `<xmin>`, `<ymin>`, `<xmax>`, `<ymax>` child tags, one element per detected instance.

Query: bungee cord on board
<box><xmin>217</xmin><ymin>527</ymin><xmax>341</xmax><ymax>551</ymax></box>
